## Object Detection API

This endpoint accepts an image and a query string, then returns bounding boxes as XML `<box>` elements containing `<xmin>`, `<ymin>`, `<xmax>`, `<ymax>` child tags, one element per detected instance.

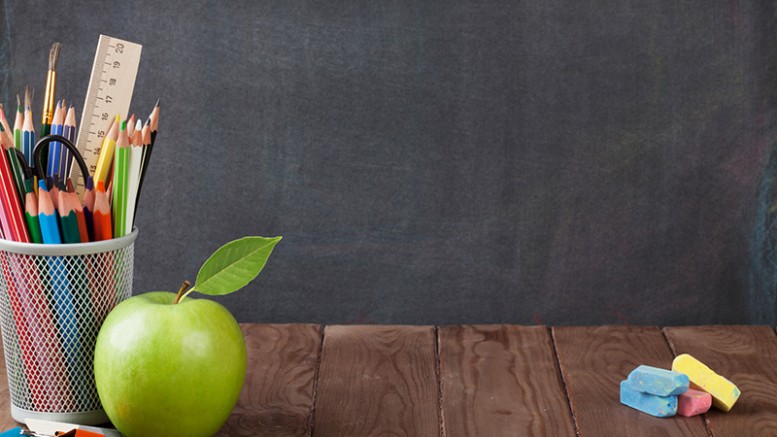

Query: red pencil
<box><xmin>0</xmin><ymin>132</ymin><xmax>29</xmax><ymax>242</ymax></box>
<box><xmin>92</xmin><ymin>180</ymin><xmax>112</xmax><ymax>241</ymax></box>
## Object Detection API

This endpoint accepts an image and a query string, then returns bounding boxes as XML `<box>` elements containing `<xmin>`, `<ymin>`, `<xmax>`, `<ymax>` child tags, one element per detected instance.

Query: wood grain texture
<box><xmin>664</xmin><ymin>325</ymin><xmax>777</xmax><ymax>437</ymax></box>
<box><xmin>553</xmin><ymin>326</ymin><xmax>709</xmax><ymax>437</ymax></box>
<box><xmin>312</xmin><ymin>325</ymin><xmax>440</xmax><ymax>437</ymax></box>
<box><xmin>439</xmin><ymin>325</ymin><xmax>575</xmax><ymax>437</ymax></box>
<box><xmin>0</xmin><ymin>344</ymin><xmax>17</xmax><ymax>430</ymax></box>
<box><xmin>215</xmin><ymin>324</ymin><xmax>322</xmax><ymax>437</ymax></box>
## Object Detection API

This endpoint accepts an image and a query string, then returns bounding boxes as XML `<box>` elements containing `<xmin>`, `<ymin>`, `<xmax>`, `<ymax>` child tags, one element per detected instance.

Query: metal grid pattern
<box><xmin>0</xmin><ymin>243</ymin><xmax>134</xmax><ymax>413</ymax></box>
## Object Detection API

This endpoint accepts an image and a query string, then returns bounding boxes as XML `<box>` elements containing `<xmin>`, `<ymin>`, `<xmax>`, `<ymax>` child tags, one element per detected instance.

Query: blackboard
<box><xmin>2</xmin><ymin>0</ymin><xmax>775</xmax><ymax>325</ymax></box>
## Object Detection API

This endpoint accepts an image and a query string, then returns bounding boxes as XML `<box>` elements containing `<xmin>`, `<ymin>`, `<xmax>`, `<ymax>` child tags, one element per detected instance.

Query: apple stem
<box><xmin>174</xmin><ymin>280</ymin><xmax>191</xmax><ymax>304</ymax></box>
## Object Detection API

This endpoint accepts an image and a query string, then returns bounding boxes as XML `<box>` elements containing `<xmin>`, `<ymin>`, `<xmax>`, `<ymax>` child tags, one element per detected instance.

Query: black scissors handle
<box><xmin>31</xmin><ymin>135</ymin><xmax>90</xmax><ymax>186</ymax></box>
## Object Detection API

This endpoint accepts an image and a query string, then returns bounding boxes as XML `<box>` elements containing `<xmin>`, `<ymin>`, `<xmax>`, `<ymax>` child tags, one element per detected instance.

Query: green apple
<box><xmin>94</xmin><ymin>236</ymin><xmax>280</xmax><ymax>437</ymax></box>
<box><xmin>94</xmin><ymin>290</ymin><xmax>246</xmax><ymax>437</ymax></box>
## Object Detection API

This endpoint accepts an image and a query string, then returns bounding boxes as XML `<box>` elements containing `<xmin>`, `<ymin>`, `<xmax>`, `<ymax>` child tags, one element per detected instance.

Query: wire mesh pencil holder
<box><xmin>0</xmin><ymin>229</ymin><xmax>138</xmax><ymax>424</ymax></box>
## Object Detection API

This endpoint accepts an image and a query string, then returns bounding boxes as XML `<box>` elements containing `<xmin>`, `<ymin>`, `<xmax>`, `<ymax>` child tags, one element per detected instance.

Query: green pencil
<box><xmin>23</xmin><ymin>179</ymin><xmax>42</xmax><ymax>244</ymax></box>
<box><xmin>57</xmin><ymin>181</ymin><xmax>81</xmax><ymax>244</ymax></box>
<box><xmin>112</xmin><ymin>121</ymin><xmax>129</xmax><ymax>238</ymax></box>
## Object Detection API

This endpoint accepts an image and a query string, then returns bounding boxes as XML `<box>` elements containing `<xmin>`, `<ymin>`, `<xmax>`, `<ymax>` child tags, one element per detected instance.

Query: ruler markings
<box><xmin>73</xmin><ymin>35</ymin><xmax>142</xmax><ymax>195</ymax></box>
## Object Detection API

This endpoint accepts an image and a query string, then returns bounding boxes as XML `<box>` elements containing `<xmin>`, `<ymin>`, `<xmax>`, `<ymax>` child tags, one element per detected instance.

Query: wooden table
<box><xmin>0</xmin><ymin>325</ymin><xmax>775</xmax><ymax>436</ymax></box>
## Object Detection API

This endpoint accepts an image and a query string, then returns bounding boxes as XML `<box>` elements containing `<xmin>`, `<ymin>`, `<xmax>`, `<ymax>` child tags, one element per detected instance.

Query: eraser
<box><xmin>677</xmin><ymin>388</ymin><xmax>712</xmax><ymax>417</ymax></box>
<box><xmin>672</xmin><ymin>354</ymin><xmax>740</xmax><ymax>412</ymax></box>
<box><xmin>627</xmin><ymin>365</ymin><xmax>689</xmax><ymax>396</ymax></box>
<box><xmin>620</xmin><ymin>380</ymin><xmax>677</xmax><ymax>417</ymax></box>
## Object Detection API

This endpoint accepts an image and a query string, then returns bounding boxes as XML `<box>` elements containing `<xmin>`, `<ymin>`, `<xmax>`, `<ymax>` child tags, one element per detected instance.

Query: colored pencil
<box><xmin>23</xmin><ymin>179</ymin><xmax>42</xmax><ymax>244</ymax></box>
<box><xmin>62</xmin><ymin>104</ymin><xmax>77</xmax><ymax>178</ymax></box>
<box><xmin>37</xmin><ymin>180</ymin><xmax>60</xmax><ymax>244</ymax></box>
<box><xmin>126</xmin><ymin>114</ymin><xmax>135</xmax><ymax>137</ymax></box>
<box><xmin>13</xmin><ymin>96</ymin><xmax>22</xmax><ymax>151</ymax></box>
<box><xmin>92</xmin><ymin>180</ymin><xmax>112</xmax><ymax>241</ymax></box>
<box><xmin>0</xmin><ymin>124</ymin><xmax>25</xmax><ymax>207</ymax></box>
<box><xmin>112</xmin><ymin>121</ymin><xmax>129</xmax><ymax>238</ymax></box>
<box><xmin>82</xmin><ymin>176</ymin><xmax>95</xmax><ymax>242</ymax></box>
<box><xmin>40</xmin><ymin>42</ymin><xmax>61</xmax><ymax>138</ymax></box>
<box><xmin>0</xmin><ymin>134</ymin><xmax>29</xmax><ymax>242</ymax></box>
<box><xmin>134</xmin><ymin>121</ymin><xmax>152</xmax><ymax>219</ymax></box>
<box><xmin>57</xmin><ymin>182</ymin><xmax>81</xmax><ymax>244</ymax></box>
<box><xmin>66</xmin><ymin>178</ymin><xmax>88</xmax><ymax>243</ymax></box>
<box><xmin>93</xmin><ymin>116</ymin><xmax>119</xmax><ymax>185</ymax></box>
<box><xmin>47</xmin><ymin>100</ymin><xmax>64</xmax><ymax>177</ymax></box>
<box><xmin>125</xmin><ymin>120</ymin><xmax>143</xmax><ymax>233</ymax></box>
<box><xmin>49</xmin><ymin>176</ymin><xmax>60</xmax><ymax>211</ymax></box>
<box><xmin>0</xmin><ymin>104</ymin><xmax>11</xmax><ymax>134</ymax></box>
<box><xmin>22</xmin><ymin>87</ymin><xmax>35</xmax><ymax>167</ymax></box>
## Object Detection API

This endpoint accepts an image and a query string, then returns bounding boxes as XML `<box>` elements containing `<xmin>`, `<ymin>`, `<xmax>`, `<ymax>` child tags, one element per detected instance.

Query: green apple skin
<box><xmin>94</xmin><ymin>291</ymin><xmax>246</xmax><ymax>437</ymax></box>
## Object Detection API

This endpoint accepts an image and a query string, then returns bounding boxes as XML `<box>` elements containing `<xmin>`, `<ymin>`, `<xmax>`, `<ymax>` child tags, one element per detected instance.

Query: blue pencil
<box><xmin>46</xmin><ymin>100</ymin><xmax>64</xmax><ymax>177</ymax></box>
<box><xmin>38</xmin><ymin>179</ymin><xmax>86</xmax><ymax>408</ymax></box>
<box><xmin>38</xmin><ymin>180</ymin><xmax>61</xmax><ymax>244</ymax></box>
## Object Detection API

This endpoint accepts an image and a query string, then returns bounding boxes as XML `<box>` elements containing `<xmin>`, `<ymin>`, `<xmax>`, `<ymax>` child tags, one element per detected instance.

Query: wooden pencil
<box><xmin>49</xmin><ymin>176</ymin><xmax>59</xmax><ymax>211</ymax></box>
<box><xmin>57</xmin><ymin>182</ymin><xmax>80</xmax><ymax>244</ymax></box>
<box><xmin>112</xmin><ymin>121</ymin><xmax>129</xmax><ymax>238</ymax></box>
<box><xmin>66</xmin><ymin>179</ymin><xmax>88</xmax><ymax>243</ymax></box>
<box><xmin>23</xmin><ymin>179</ymin><xmax>42</xmax><ymax>244</ymax></box>
<box><xmin>0</xmin><ymin>131</ymin><xmax>29</xmax><ymax>242</ymax></box>
<box><xmin>0</xmin><ymin>125</ymin><xmax>24</xmax><ymax>204</ymax></box>
<box><xmin>93</xmin><ymin>116</ymin><xmax>119</xmax><ymax>185</ymax></box>
<box><xmin>0</xmin><ymin>104</ymin><xmax>11</xmax><ymax>134</ymax></box>
<box><xmin>37</xmin><ymin>180</ymin><xmax>60</xmax><ymax>244</ymax></box>
<box><xmin>126</xmin><ymin>120</ymin><xmax>143</xmax><ymax>233</ymax></box>
<box><xmin>13</xmin><ymin>96</ymin><xmax>22</xmax><ymax>151</ymax></box>
<box><xmin>22</xmin><ymin>87</ymin><xmax>35</xmax><ymax>166</ymax></box>
<box><xmin>62</xmin><ymin>104</ymin><xmax>77</xmax><ymax>178</ymax></box>
<box><xmin>47</xmin><ymin>100</ymin><xmax>64</xmax><ymax>177</ymax></box>
<box><xmin>92</xmin><ymin>180</ymin><xmax>112</xmax><ymax>241</ymax></box>
<box><xmin>82</xmin><ymin>176</ymin><xmax>95</xmax><ymax>241</ymax></box>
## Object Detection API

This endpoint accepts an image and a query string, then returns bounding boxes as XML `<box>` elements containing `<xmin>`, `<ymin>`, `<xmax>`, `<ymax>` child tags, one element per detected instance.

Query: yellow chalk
<box><xmin>672</xmin><ymin>353</ymin><xmax>740</xmax><ymax>412</ymax></box>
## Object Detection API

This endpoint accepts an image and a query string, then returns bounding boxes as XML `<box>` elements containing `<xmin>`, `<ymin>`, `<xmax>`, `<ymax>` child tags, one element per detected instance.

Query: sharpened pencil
<box><xmin>93</xmin><ymin>116</ymin><xmax>118</xmax><ymax>185</ymax></box>
<box><xmin>82</xmin><ymin>176</ymin><xmax>95</xmax><ymax>242</ymax></box>
<box><xmin>23</xmin><ymin>179</ymin><xmax>41</xmax><ymax>244</ymax></box>
<box><xmin>37</xmin><ymin>180</ymin><xmax>60</xmax><ymax>244</ymax></box>
<box><xmin>92</xmin><ymin>180</ymin><xmax>111</xmax><ymax>241</ymax></box>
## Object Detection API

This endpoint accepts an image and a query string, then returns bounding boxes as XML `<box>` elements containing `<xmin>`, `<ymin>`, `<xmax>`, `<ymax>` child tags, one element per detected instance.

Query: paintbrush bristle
<box><xmin>49</xmin><ymin>42</ymin><xmax>62</xmax><ymax>71</ymax></box>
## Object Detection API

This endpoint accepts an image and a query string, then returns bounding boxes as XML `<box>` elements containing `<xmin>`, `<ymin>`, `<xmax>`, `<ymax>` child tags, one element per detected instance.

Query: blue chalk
<box><xmin>620</xmin><ymin>380</ymin><xmax>677</xmax><ymax>417</ymax></box>
<box><xmin>627</xmin><ymin>365</ymin><xmax>689</xmax><ymax>396</ymax></box>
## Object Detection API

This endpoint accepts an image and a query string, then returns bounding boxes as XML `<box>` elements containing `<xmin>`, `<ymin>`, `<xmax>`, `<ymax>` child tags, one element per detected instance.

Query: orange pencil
<box><xmin>92</xmin><ymin>180</ymin><xmax>112</xmax><ymax>241</ymax></box>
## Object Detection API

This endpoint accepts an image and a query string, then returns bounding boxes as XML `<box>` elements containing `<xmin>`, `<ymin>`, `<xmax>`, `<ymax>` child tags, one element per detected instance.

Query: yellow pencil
<box><xmin>93</xmin><ymin>115</ymin><xmax>119</xmax><ymax>185</ymax></box>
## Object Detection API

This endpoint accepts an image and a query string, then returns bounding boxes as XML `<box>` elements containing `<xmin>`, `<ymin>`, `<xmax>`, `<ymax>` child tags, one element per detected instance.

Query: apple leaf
<box><xmin>189</xmin><ymin>236</ymin><xmax>282</xmax><ymax>298</ymax></box>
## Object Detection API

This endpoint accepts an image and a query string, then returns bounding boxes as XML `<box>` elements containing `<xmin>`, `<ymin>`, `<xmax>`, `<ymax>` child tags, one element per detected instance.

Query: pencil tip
<box><xmin>155</xmin><ymin>98</ymin><xmax>160</xmax><ymax>108</ymax></box>
<box><xmin>86</xmin><ymin>176</ymin><xmax>94</xmax><ymax>190</ymax></box>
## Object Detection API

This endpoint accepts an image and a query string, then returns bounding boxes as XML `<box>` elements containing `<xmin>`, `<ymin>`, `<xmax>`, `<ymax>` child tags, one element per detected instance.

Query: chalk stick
<box><xmin>627</xmin><ymin>365</ymin><xmax>689</xmax><ymax>396</ymax></box>
<box><xmin>620</xmin><ymin>380</ymin><xmax>677</xmax><ymax>417</ymax></box>
<box><xmin>677</xmin><ymin>388</ymin><xmax>712</xmax><ymax>417</ymax></box>
<box><xmin>672</xmin><ymin>353</ymin><xmax>740</xmax><ymax>412</ymax></box>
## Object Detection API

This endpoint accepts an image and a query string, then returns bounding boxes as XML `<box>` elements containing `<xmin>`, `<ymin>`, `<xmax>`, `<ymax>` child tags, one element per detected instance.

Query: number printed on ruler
<box><xmin>73</xmin><ymin>34</ymin><xmax>142</xmax><ymax>194</ymax></box>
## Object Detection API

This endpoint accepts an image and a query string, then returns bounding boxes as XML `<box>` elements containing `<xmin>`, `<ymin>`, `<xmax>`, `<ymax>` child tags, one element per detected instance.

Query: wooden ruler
<box><xmin>73</xmin><ymin>35</ymin><xmax>142</xmax><ymax>194</ymax></box>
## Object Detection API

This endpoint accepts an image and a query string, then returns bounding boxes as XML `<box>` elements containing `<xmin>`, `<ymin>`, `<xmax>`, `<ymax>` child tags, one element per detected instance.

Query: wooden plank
<box><xmin>216</xmin><ymin>324</ymin><xmax>322</xmax><ymax>437</ymax></box>
<box><xmin>0</xmin><ymin>342</ymin><xmax>17</xmax><ymax>430</ymax></box>
<box><xmin>664</xmin><ymin>325</ymin><xmax>777</xmax><ymax>437</ymax></box>
<box><xmin>312</xmin><ymin>325</ymin><xmax>440</xmax><ymax>437</ymax></box>
<box><xmin>439</xmin><ymin>325</ymin><xmax>575</xmax><ymax>437</ymax></box>
<box><xmin>553</xmin><ymin>326</ymin><xmax>709</xmax><ymax>437</ymax></box>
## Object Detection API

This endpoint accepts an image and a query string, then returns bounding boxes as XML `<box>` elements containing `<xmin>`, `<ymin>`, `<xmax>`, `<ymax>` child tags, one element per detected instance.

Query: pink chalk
<box><xmin>677</xmin><ymin>388</ymin><xmax>712</xmax><ymax>417</ymax></box>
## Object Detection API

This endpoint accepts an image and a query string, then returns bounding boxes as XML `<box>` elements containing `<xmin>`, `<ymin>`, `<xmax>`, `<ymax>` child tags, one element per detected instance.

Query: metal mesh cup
<box><xmin>0</xmin><ymin>229</ymin><xmax>138</xmax><ymax>424</ymax></box>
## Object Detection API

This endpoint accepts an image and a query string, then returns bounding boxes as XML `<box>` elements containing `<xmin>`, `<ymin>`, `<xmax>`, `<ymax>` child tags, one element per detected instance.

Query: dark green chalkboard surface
<box><xmin>2</xmin><ymin>1</ymin><xmax>775</xmax><ymax>324</ymax></box>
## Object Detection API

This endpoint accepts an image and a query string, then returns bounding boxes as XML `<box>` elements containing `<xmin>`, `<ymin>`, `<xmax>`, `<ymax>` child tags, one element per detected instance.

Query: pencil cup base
<box><xmin>12</xmin><ymin>402</ymin><xmax>109</xmax><ymax>425</ymax></box>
